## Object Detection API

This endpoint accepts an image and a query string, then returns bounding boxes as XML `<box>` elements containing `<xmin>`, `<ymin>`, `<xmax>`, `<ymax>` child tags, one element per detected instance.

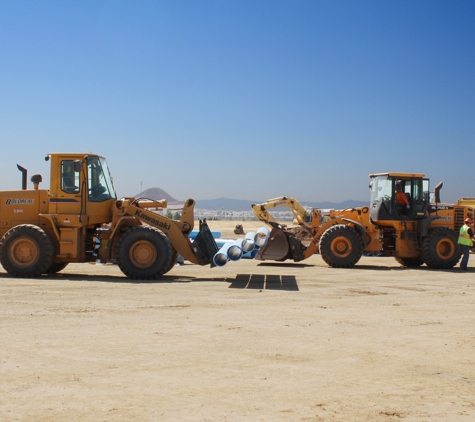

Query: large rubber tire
<box><xmin>394</xmin><ymin>256</ymin><xmax>424</xmax><ymax>267</ymax></box>
<box><xmin>163</xmin><ymin>248</ymin><xmax>178</xmax><ymax>275</ymax></box>
<box><xmin>421</xmin><ymin>227</ymin><xmax>461</xmax><ymax>269</ymax></box>
<box><xmin>0</xmin><ymin>224</ymin><xmax>55</xmax><ymax>278</ymax></box>
<box><xmin>319</xmin><ymin>224</ymin><xmax>363</xmax><ymax>268</ymax></box>
<box><xmin>46</xmin><ymin>262</ymin><xmax>69</xmax><ymax>274</ymax></box>
<box><xmin>116</xmin><ymin>226</ymin><xmax>173</xmax><ymax>280</ymax></box>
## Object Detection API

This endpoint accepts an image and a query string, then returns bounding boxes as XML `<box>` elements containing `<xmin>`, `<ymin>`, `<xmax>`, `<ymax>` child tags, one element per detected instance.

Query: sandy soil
<box><xmin>1</xmin><ymin>220</ymin><xmax>474</xmax><ymax>421</ymax></box>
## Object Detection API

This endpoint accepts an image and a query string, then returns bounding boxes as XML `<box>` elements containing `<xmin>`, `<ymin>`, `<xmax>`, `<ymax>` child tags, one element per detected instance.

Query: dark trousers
<box><xmin>460</xmin><ymin>244</ymin><xmax>470</xmax><ymax>270</ymax></box>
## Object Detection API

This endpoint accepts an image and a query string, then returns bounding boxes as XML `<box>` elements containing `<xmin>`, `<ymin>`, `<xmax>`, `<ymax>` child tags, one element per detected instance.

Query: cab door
<box><xmin>50</xmin><ymin>159</ymin><xmax>82</xmax><ymax>215</ymax></box>
<box><xmin>49</xmin><ymin>159</ymin><xmax>84</xmax><ymax>259</ymax></box>
<box><xmin>410</xmin><ymin>178</ymin><xmax>430</xmax><ymax>218</ymax></box>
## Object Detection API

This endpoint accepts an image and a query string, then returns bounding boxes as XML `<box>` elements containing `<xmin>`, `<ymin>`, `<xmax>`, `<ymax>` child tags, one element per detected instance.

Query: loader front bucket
<box><xmin>255</xmin><ymin>226</ymin><xmax>307</xmax><ymax>262</ymax></box>
<box><xmin>191</xmin><ymin>220</ymin><xmax>220</xmax><ymax>266</ymax></box>
<box><xmin>254</xmin><ymin>228</ymin><xmax>290</xmax><ymax>261</ymax></box>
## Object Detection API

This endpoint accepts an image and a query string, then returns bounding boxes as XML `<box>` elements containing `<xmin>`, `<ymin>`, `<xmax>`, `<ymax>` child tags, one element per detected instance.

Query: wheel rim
<box><xmin>129</xmin><ymin>240</ymin><xmax>157</xmax><ymax>268</ymax></box>
<box><xmin>10</xmin><ymin>238</ymin><xmax>39</xmax><ymax>267</ymax></box>
<box><xmin>435</xmin><ymin>239</ymin><xmax>455</xmax><ymax>259</ymax></box>
<box><xmin>330</xmin><ymin>236</ymin><xmax>352</xmax><ymax>258</ymax></box>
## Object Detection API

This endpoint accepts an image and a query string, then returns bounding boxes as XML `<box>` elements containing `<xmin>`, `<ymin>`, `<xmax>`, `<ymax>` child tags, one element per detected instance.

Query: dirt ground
<box><xmin>1</xmin><ymin>221</ymin><xmax>474</xmax><ymax>421</ymax></box>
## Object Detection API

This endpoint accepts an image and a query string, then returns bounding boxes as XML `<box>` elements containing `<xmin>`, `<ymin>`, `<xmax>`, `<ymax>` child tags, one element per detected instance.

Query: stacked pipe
<box><xmin>212</xmin><ymin>226</ymin><xmax>270</xmax><ymax>267</ymax></box>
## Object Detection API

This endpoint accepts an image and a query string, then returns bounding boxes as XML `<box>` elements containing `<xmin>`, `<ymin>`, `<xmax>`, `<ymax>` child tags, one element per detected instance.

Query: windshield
<box><xmin>86</xmin><ymin>156</ymin><xmax>117</xmax><ymax>202</ymax></box>
<box><xmin>370</xmin><ymin>175</ymin><xmax>393</xmax><ymax>215</ymax></box>
<box><xmin>370</xmin><ymin>176</ymin><xmax>392</xmax><ymax>203</ymax></box>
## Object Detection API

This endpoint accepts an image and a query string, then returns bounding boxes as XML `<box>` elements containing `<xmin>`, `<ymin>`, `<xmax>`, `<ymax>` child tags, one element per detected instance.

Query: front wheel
<box><xmin>0</xmin><ymin>224</ymin><xmax>55</xmax><ymax>277</ymax></box>
<box><xmin>116</xmin><ymin>226</ymin><xmax>173</xmax><ymax>280</ymax></box>
<box><xmin>319</xmin><ymin>224</ymin><xmax>363</xmax><ymax>268</ymax></box>
<box><xmin>46</xmin><ymin>262</ymin><xmax>69</xmax><ymax>274</ymax></box>
<box><xmin>421</xmin><ymin>227</ymin><xmax>461</xmax><ymax>269</ymax></box>
<box><xmin>163</xmin><ymin>247</ymin><xmax>179</xmax><ymax>275</ymax></box>
<box><xmin>394</xmin><ymin>256</ymin><xmax>424</xmax><ymax>267</ymax></box>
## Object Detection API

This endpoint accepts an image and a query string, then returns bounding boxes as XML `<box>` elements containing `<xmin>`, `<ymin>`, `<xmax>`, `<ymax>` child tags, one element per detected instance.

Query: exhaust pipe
<box><xmin>434</xmin><ymin>181</ymin><xmax>443</xmax><ymax>203</ymax></box>
<box><xmin>17</xmin><ymin>165</ymin><xmax>27</xmax><ymax>190</ymax></box>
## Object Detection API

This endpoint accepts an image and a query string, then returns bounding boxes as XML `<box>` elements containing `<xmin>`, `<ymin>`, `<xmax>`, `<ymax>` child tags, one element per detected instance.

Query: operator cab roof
<box><xmin>45</xmin><ymin>152</ymin><xmax>100</xmax><ymax>161</ymax></box>
<box><xmin>369</xmin><ymin>172</ymin><xmax>426</xmax><ymax>178</ymax></box>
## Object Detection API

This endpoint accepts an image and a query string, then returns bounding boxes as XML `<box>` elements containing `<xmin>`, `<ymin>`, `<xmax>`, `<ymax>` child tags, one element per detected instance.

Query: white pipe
<box><xmin>213</xmin><ymin>242</ymin><xmax>243</xmax><ymax>267</ymax></box>
<box><xmin>213</xmin><ymin>251</ymin><xmax>228</xmax><ymax>267</ymax></box>
<box><xmin>254</xmin><ymin>226</ymin><xmax>270</xmax><ymax>248</ymax></box>
<box><xmin>245</xmin><ymin>231</ymin><xmax>256</xmax><ymax>241</ymax></box>
<box><xmin>225</xmin><ymin>242</ymin><xmax>243</xmax><ymax>261</ymax></box>
<box><xmin>242</xmin><ymin>231</ymin><xmax>257</xmax><ymax>252</ymax></box>
<box><xmin>215</xmin><ymin>238</ymin><xmax>236</xmax><ymax>247</ymax></box>
<box><xmin>236</xmin><ymin>237</ymin><xmax>255</xmax><ymax>253</ymax></box>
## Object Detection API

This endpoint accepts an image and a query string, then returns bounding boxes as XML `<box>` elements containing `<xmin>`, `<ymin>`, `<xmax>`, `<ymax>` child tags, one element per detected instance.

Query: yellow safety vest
<box><xmin>458</xmin><ymin>224</ymin><xmax>473</xmax><ymax>247</ymax></box>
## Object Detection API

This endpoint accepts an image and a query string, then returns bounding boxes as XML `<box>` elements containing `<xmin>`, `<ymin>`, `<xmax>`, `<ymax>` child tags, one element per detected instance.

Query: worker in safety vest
<box><xmin>457</xmin><ymin>217</ymin><xmax>474</xmax><ymax>270</ymax></box>
<box><xmin>395</xmin><ymin>182</ymin><xmax>410</xmax><ymax>215</ymax></box>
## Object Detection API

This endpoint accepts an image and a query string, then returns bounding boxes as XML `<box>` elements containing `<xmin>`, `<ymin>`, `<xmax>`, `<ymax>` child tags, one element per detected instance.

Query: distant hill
<box><xmin>134</xmin><ymin>188</ymin><xmax>368</xmax><ymax>211</ymax></box>
<box><xmin>135</xmin><ymin>187</ymin><xmax>178</xmax><ymax>203</ymax></box>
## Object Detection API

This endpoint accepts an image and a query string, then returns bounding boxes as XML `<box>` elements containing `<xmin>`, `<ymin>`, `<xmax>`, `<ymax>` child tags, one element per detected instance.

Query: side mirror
<box><xmin>73</xmin><ymin>160</ymin><xmax>82</xmax><ymax>172</ymax></box>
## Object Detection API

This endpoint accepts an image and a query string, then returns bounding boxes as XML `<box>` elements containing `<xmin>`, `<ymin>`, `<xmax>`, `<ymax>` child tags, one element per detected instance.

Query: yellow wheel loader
<box><xmin>252</xmin><ymin>173</ymin><xmax>474</xmax><ymax>269</ymax></box>
<box><xmin>0</xmin><ymin>153</ymin><xmax>219</xmax><ymax>279</ymax></box>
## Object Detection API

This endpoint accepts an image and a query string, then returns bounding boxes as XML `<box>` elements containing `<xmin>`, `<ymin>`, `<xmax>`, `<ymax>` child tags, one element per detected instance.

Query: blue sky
<box><xmin>1</xmin><ymin>0</ymin><xmax>474</xmax><ymax>203</ymax></box>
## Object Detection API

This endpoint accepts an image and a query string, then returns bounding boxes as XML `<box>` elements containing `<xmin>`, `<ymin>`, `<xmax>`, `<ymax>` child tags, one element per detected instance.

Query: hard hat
<box><xmin>465</xmin><ymin>218</ymin><xmax>473</xmax><ymax>224</ymax></box>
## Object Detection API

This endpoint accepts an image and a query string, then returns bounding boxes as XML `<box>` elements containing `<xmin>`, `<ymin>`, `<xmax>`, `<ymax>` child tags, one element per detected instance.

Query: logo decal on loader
<box><xmin>134</xmin><ymin>210</ymin><xmax>171</xmax><ymax>231</ymax></box>
<box><xmin>5</xmin><ymin>198</ymin><xmax>34</xmax><ymax>205</ymax></box>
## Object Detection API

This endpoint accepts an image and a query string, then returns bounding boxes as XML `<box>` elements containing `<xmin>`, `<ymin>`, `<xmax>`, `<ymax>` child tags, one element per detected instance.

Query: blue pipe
<box><xmin>188</xmin><ymin>230</ymin><xmax>221</xmax><ymax>240</ymax></box>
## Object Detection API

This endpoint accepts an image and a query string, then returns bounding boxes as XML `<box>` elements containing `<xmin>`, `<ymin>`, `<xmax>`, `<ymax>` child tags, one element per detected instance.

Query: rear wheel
<box><xmin>0</xmin><ymin>224</ymin><xmax>55</xmax><ymax>277</ymax></box>
<box><xmin>421</xmin><ymin>227</ymin><xmax>461</xmax><ymax>269</ymax></box>
<box><xmin>394</xmin><ymin>256</ymin><xmax>424</xmax><ymax>267</ymax></box>
<box><xmin>319</xmin><ymin>224</ymin><xmax>363</xmax><ymax>268</ymax></box>
<box><xmin>116</xmin><ymin>226</ymin><xmax>173</xmax><ymax>280</ymax></box>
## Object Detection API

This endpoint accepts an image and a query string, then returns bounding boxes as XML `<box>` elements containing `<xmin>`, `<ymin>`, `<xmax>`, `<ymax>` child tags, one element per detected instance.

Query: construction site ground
<box><xmin>1</xmin><ymin>221</ymin><xmax>474</xmax><ymax>422</ymax></box>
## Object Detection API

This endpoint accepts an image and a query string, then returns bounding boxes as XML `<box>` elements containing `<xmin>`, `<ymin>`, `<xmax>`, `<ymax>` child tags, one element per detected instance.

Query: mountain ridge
<box><xmin>195</xmin><ymin>197</ymin><xmax>368</xmax><ymax>211</ymax></box>
<box><xmin>134</xmin><ymin>188</ymin><xmax>367</xmax><ymax>211</ymax></box>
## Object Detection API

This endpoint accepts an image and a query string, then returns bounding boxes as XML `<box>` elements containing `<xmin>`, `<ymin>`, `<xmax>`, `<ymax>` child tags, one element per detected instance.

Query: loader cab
<box><xmin>48</xmin><ymin>153</ymin><xmax>117</xmax><ymax>224</ymax></box>
<box><xmin>369</xmin><ymin>173</ymin><xmax>430</xmax><ymax>222</ymax></box>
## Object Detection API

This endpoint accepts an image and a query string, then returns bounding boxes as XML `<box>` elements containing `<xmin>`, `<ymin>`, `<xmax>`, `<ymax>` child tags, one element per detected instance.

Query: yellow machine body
<box><xmin>0</xmin><ymin>153</ymin><xmax>218</xmax><ymax>279</ymax></box>
<box><xmin>252</xmin><ymin>173</ymin><xmax>474</xmax><ymax>269</ymax></box>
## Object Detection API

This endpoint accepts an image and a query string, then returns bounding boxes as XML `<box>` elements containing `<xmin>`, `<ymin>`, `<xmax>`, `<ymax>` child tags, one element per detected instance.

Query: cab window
<box><xmin>61</xmin><ymin>160</ymin><xmax>80</xmax><ymax>194</ymax></box>
<box><xmin>87</xmin><ymin>156</ymin><xmax>116</xmax><ymax>202</ymax></box>
<box><xmin>412</xmin><ymin>178</ymin><xmax>429</xmax><ymax>201</ymax></box>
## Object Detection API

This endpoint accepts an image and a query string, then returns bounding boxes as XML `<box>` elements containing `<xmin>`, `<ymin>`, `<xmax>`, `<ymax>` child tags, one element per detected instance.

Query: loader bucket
<box><xmin>191</xmin><ymin>220</ymin><xmax>220</xmax><ymax>267</ymax></box>
<box><xmin>254</xmin><ymin>228</ymin><xmax>290</xmax><ymax>261</ymax></box>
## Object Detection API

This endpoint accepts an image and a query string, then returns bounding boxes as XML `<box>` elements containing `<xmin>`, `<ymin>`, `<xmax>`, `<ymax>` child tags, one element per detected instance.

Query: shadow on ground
<box><xmin>227</xmin><ymin>274</ymin><xmax>298</xmax><ymax>291</ymax></box>
<box><xmin>0</xmin><ymin>272</ymin><xmax>299</xmax><ymax>290</ymax></box>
